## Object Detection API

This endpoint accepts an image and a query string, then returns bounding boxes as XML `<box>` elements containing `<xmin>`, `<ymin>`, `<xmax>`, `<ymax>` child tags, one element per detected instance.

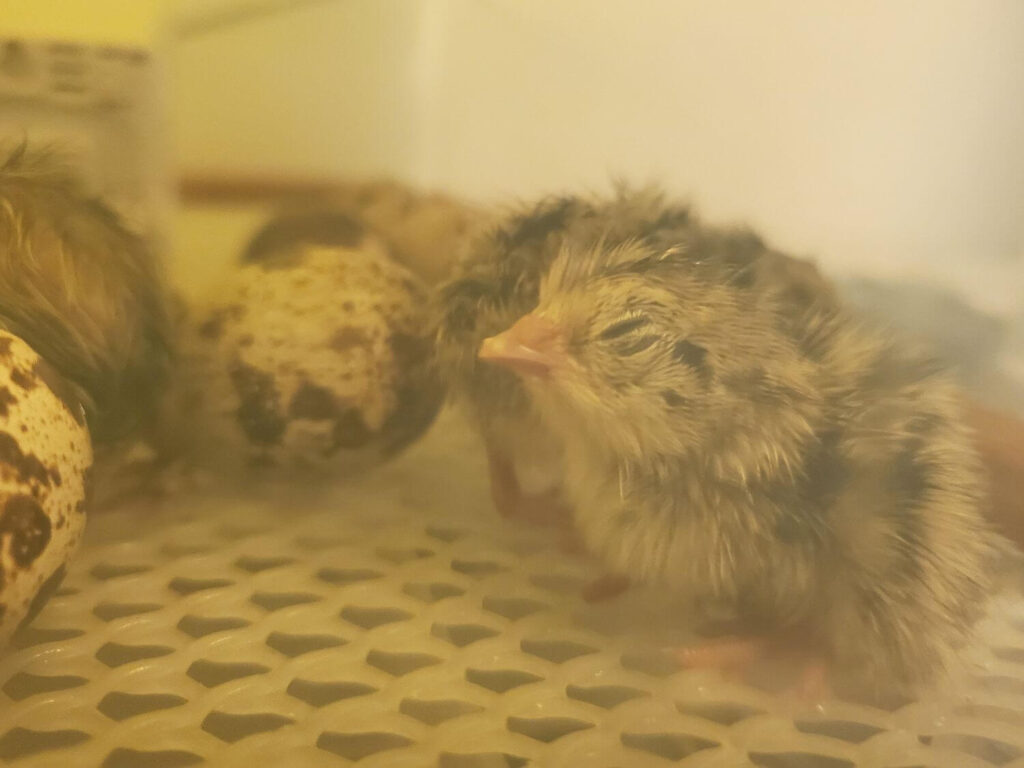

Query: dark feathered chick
<box><xmin>436</xmin><ymin>185</ymin><xmax>999</xmax><ymax>700</ymax></box>
<box><xmin>0</xmin><ymin>144</ymin><xmax>172</xmax><ymax>444</ymax></box>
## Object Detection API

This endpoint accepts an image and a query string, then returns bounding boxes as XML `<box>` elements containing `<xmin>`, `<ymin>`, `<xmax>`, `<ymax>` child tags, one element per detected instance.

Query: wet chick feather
<box><xmin>0</xmin><ymin>144</ymin><xmax>172</xmax><ymax>444</ymax></box>
<box><xmin>436</xmin><ymin>185</ymin><xmax>999</xmax><ymax>699</ymax></box>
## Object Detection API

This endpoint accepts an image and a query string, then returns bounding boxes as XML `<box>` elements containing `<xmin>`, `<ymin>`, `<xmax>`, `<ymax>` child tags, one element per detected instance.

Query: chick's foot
<box><xmin>789</xmin><ymin>656</ymin><xmax>831</xmax><ymax>702</ymax></box>
<box><xmin>674</xmin><ymin>633</ymin><xmax>831</xmax><ymax>702</ymax></box>
<box><xmin>581</xmin><ymin>573</ymin><xmax>632</xmax><ymax>602</ymax></box>
<box><xmin>674</xmin><ymin>635</ymin><xmax>768</xmax><ymax>673</ymax></box>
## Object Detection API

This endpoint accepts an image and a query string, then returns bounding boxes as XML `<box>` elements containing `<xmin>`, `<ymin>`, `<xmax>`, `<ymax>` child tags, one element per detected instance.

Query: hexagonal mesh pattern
<box><xmin>1</xmin><ymin>412</ymin><xmax>1023</xmax><ymax>768</ymax></box>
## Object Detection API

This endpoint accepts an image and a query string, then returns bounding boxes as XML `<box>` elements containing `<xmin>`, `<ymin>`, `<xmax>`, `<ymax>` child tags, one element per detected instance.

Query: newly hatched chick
<box><xmin>436</xmin><ymin>188</ymin><xmax>835</xmax><ymax>534</ymax></box>
<box><xmin>437</xmin><ymin>187</ymin><xmax>998</xmax><ymax>700</ymax></box>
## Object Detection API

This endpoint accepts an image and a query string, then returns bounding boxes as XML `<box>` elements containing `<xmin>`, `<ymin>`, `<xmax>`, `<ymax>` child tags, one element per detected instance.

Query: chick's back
<box><xmin>787</xmin><ymin>309</ymin><xmax>995</xmax><ymax>695</ymax></box>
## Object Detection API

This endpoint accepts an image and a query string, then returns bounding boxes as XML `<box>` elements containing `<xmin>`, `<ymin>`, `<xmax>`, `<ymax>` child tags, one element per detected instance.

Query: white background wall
<box><xmin>410</xmin><ymin>2</ymin><xmax>1024</xmax><ymax>298</ymax></box>
<box><xmin>170</xmin><ymin>0</ymin><xmax>424</xmax><ymax>182</ymax></box>
<box><xmin>5</xmin><ymin>1</ymin><xmax>1023</xmax><ymax>310</ymax></box>
<box><xmin>166</xmin><ymin>0</ymin><xmax>1024</xmax><ymax>310</ymax></box>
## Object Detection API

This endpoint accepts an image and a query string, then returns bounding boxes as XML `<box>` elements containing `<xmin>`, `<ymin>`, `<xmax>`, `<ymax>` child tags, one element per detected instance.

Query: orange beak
<box><xmin>479</xmin><ymin>313</ymin><xmax>564</xmax><ymax>378</ymax></box>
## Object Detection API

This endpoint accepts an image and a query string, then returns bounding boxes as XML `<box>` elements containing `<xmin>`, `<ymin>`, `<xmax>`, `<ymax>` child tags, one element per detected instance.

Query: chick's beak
<box><xmin>479</xmin><ymin>313</ymin><xmax>565</xmax><ymax>378</ymax></box>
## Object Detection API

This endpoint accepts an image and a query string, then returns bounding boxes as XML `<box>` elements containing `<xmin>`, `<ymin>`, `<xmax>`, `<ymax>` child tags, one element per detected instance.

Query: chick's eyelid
<box><xmin>598</xmin><ymin>314</ymin><xmax>650</xmax><ymax>340</ymax></box>
<box><xmin>616</xmin><ymin>334</ymin><xmax>659</xmax><ymax>356</ymax></box>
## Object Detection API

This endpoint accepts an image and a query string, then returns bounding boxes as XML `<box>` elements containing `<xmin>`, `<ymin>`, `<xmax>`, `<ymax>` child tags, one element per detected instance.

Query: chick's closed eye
<box><xmin>596</xmin><ymin>313</ymin><xmax>663</xmax><ymax>357</ymax></box>
<box><xmin>598</xmin><ymin>315</ymin><xmax>650</xmax><ymax>340</ymax></box>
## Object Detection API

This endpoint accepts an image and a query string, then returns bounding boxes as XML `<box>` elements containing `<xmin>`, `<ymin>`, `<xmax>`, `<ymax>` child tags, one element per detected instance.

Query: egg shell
<box><xmin>182</xmin><ymin>236</ymin><xmax>443</xmax><ymax>475</ymax></box>
<box><xmin>0</xmin><ymin>331</ymin><xmax>92</xmax><ymax>644</ymax></box>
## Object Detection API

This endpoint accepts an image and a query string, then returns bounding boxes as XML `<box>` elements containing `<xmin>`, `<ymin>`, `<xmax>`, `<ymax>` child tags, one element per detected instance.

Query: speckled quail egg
<box><xmin>179</xmin><ymin>221</ymin><xmax>443</xmax><ymax>475</ymax></box>
<box><xmin>0</xmin><ymin>330</ymin><xmax>91</xmax><ymax>645</ymax></box>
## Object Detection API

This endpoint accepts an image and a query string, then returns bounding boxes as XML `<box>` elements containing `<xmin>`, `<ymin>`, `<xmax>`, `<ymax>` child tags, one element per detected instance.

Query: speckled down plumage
<box><xmin>0</xmin><ymin>331</ymin><xmax>91</xmax><ymax>644</ymax></box>
<box><xmin>436</xmin><ymin>185</ymin><xmax>1003</xmax><ymax>701</ymax></box>
<box><xmin>178</xmin><ymin>233</ymin><xmax>443</xmax><ymax>475</ymax></box>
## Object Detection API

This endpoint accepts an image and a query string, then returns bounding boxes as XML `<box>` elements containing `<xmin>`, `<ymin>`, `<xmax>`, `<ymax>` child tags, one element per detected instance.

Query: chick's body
<box><xmin>437</xmin><ymin>187</ymin><xmax>997</xmax><ymax>698</ymax></box>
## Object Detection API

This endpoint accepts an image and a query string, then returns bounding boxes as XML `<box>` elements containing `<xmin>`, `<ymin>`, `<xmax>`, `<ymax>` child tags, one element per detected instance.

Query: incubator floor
<box><xmin>2</xmin><ymin>410</ymin><xmax>1023</xmax><ymax>768</ymax></box>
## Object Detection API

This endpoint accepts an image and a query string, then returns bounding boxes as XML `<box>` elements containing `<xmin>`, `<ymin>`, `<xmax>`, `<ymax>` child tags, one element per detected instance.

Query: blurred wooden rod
<box><xmin>178</xmin><ymin>174</ymin><xmax>346</xmax><ymax>203</ymax></box>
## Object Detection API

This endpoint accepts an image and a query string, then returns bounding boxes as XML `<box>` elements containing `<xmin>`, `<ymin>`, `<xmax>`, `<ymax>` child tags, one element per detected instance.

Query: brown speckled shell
<box><xmin>0</xmin><ymin>331</ymin><xmax>92</xmax><ymax>644</ymax></box>
<box><xmin>181</xmin><ymin>237</ymin><xmax>443</xmax><ymax>475</ymax></box>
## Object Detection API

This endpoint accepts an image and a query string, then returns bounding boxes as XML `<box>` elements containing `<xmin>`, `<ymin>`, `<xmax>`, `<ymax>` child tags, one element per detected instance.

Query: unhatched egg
<box><xmin>179</xmin><ymin>227</ymin><xmax>443</xmax><ymax>475</ymax></box>
<box><xmin>0</xmin><ymin>331</ymin><xmax>91</xmax><ymax>644</ymax></box>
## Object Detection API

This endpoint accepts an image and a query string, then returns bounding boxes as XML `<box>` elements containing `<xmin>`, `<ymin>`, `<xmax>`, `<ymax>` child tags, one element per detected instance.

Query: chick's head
<box><xmin>479</xmin><ymin>241</ymin><xmax>823</xmax><ymax>466</ymax></box>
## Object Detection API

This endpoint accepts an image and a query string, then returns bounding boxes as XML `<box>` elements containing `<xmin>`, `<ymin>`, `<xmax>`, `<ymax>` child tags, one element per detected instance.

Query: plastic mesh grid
<box><xmin>2</xmin><ymin>412</ymin><xmax>1023</xmax><ymax>768</ymax></box>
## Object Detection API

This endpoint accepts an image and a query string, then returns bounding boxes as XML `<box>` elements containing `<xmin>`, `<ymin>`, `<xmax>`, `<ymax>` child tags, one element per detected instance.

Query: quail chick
<box><xmin>437</xmin><ymin>186</ymin><xmax>1000</xmax><ymax>700</ymax></box>
<box><xmin>436</xmin><ymin>187</ymin><xmax>836</xmax><ymax>540</ymax></box>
